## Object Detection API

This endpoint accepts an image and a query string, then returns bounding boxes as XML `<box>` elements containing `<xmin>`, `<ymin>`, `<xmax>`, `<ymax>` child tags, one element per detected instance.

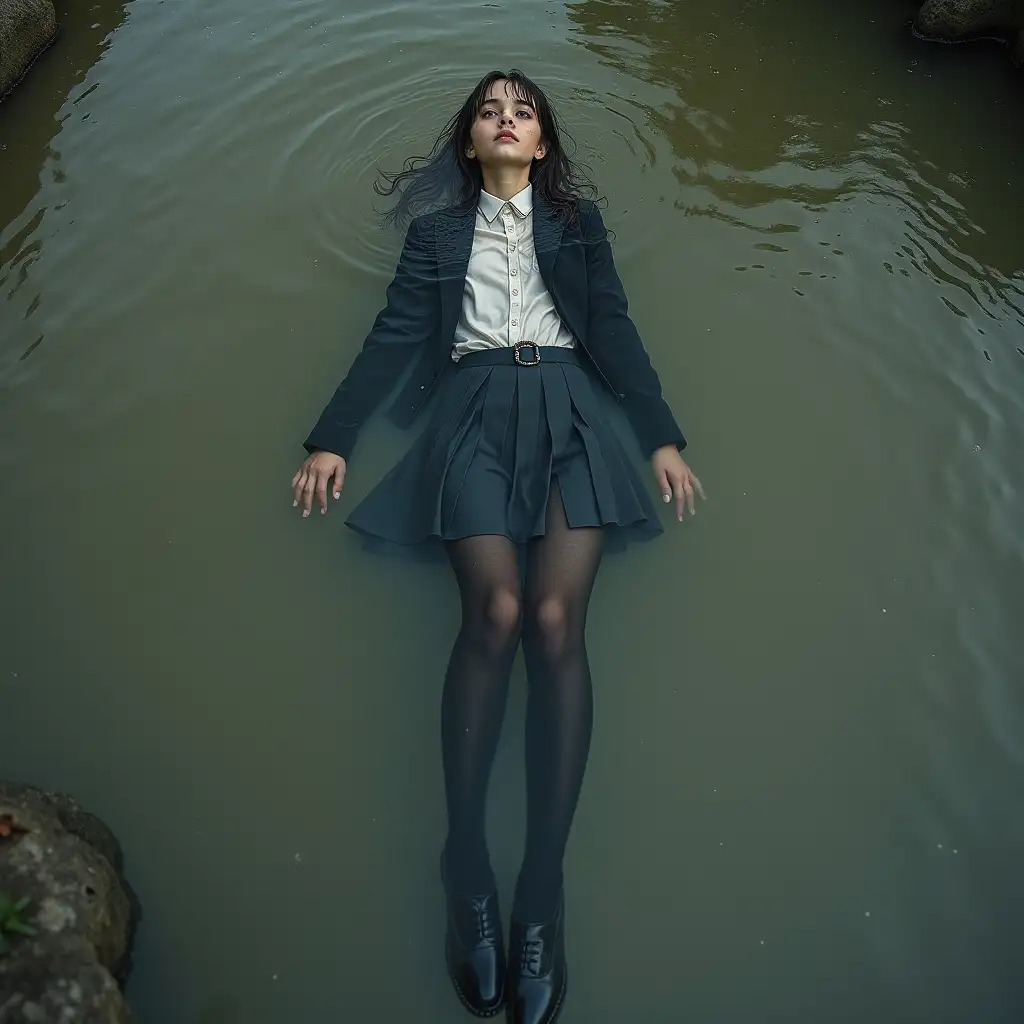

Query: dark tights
<box><xmin>441</xmin><ymin>489</ymin><xmax>603</xmax><ymax>922</ymax></box>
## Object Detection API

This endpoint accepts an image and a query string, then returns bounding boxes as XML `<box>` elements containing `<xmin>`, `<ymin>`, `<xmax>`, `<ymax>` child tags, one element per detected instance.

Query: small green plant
<box><xmin>0</xmin><ymin>893</ymin><xmax>37</xmax><ymax>954</ymax></box>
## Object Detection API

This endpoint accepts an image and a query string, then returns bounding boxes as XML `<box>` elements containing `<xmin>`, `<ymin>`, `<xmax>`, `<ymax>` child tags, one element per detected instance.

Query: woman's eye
<box><xmin>516</xmin><ymin>110</ymin><xmax>532</xmax><ymax>118</ymax></box>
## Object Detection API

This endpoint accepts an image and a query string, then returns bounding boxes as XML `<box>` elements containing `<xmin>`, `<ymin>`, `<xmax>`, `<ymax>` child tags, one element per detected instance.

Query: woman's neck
<box><xmin>479</xmin><ymin>166</ymin><xmax>531</xmax><ymax>201</ymax></box>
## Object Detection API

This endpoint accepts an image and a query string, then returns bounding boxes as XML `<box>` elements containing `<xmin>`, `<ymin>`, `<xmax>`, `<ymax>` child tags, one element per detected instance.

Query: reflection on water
<box><xmin>567</xmin><ymin>0</ymin><xmax>1024</xmax><ymax>305</ymax></box>
<box><xmin>0</xmin><ymin>0</ymin><xmax>129</xmax><ymax>365</ymax></box>
<box><xmin>1</xmin><ymin>0</ymin><xmax>1023</xmax><ymax>1021</ymax></box>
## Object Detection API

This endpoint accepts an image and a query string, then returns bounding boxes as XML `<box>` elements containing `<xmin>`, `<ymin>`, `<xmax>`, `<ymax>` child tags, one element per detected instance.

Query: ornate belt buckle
<box><xmin>514</xmin><ymin>340</ymin><xmax>541</xmax><ymax>366</ymax></box>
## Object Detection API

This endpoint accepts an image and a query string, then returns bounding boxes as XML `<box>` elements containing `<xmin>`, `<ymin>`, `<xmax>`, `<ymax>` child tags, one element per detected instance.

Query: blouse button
<box><xmin>510</xmin><ymin>269</ymin><xmax>517</xmax><ymax>276</ymax></box>
<box><xmin>511</xmin><ymin>319</ymin><xmax>519</xmax><ymax>327</ymax></box>
<box><xmin>512</xmin><ymin>289</ymin><xmax>519</xmax><ymax>296</ymax></box>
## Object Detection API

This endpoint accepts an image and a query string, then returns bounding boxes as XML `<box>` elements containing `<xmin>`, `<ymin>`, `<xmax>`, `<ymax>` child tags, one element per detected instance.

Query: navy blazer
<box><xmin>304</xmin><ymin>197</ymin><xmax>685</xmax><ymax>460</ymax></box>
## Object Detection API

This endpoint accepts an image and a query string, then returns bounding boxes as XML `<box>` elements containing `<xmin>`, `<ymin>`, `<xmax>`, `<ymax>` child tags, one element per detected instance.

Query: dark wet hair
<box><xmin>375</xmin><ymin>69</ymin><xmax>598</xmax><ymax>228</ymax></box>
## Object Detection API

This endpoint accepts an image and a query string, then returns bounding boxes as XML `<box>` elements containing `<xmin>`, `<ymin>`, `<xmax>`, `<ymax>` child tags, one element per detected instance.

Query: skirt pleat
<box><xmin>561</xmin><ymin>362</ymin><xmax>651</xmax><ymax>527</ymax></box>
<box><xmin>345</xmin><ymin>354</ymin><xmax>662</xmax><ymax>547</ymax></box>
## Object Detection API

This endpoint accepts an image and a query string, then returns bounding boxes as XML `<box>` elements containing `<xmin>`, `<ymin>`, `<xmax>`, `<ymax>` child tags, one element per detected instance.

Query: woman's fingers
<box><xmin>656</xmin><ymin>467</ymin><xmax>671</xmax><ymax>505</ymax></box>
<box><xmin>652</xmin><ymin>455</ymin><xmax>705</xmax><ymax>524</ymax></box>
<box><xmin>291</xmin><ymin>455</ymin><xmax>345</xmax><ymax>516</ymax></box>
<box><xmin>316</xmin><ymin>469</ymin><xmax>330</xmax><ymax>513</ymax></box>
<box><xmin>292</xmin><ymin>469</ymin><xmax>308</xmax><ymax>508</ymax></box>
<box><xmin>672</xmin><ymin>473</ymin><xmax>686</xmax><ymax>522</ymax></box>
<box><xmin>301</xmin><ymin>472</ymin><xmax>317</xmax><ymax>517</ymax></box>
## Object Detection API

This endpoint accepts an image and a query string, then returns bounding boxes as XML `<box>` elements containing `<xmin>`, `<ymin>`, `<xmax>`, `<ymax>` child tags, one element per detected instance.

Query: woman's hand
<box><xmin>652</xmin><ymin>445</ymin><xmax>705</xmax><ymax>522</ymax></box>
<box><xmin>291</xmin><ymin>451</ymin><xmax>347</xmax><ymax>517</ymax></box>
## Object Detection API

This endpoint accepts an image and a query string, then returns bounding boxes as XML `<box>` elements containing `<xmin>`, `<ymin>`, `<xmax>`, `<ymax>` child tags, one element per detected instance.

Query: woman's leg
<box><xmin>516</xmin><ymin>487</ymin><xmax>604</xmax><ymax>922</ymax></box>
<box><xmin>442</xmin><ymin>534</ymin><xmax>523</xmax><ymax>895</ymax></box>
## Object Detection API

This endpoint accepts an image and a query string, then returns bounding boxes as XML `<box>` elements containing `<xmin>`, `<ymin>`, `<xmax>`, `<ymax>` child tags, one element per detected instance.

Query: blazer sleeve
<box><xmin>582</xmin><ymin>205</ymin><xmax>686</xmax><ymax>455</ymax></box>
<box><xmin>304</xmin><ymin>216</ymin><xmax>439</xmax><ymax>460</ymax></box>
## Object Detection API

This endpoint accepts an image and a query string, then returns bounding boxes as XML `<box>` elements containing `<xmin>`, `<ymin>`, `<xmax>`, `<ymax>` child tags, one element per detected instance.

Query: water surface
<box><xmin>2</xmin><ymin>0</ymin><xmax>1023</xmax><ymax>1020</ymax></box>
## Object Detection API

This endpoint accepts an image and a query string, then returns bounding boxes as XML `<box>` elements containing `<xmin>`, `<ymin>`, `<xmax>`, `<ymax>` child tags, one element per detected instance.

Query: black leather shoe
<box><xmin>441</xmin><ymin>854</ymin><xmax>506</xmax><ymax>1017</ymax></box>
<box><xmin>506</xmin><ymin>893</ymin><xmax>567</xmax><ymax>1024</ymax></box>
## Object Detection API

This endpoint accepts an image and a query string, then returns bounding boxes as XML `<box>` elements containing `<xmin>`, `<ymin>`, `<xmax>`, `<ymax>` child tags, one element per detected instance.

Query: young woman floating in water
<box><xmin>291</xmin><ymin>69</ymin><xmax>703</xmax><ymax>1024</ymax></box>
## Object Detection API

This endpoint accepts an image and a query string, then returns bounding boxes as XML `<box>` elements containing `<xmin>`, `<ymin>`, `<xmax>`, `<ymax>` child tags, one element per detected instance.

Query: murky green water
<box><xmin>3</xmin><ymin>0</ymin><xmax>1023</xmax><ymax>1020</ymax></box>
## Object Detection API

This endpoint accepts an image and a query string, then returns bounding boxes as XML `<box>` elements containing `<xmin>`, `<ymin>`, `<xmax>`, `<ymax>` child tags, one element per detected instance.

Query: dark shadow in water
<box><xmin>196</xmin><ymin>997</ymin><xmax>241</xmax><ymax>1024</ymax></box>
<box><xmin>567</xmin><ymin>0</ymin><xmax>912</xmax><ymax>178</ymax></box>
<box><xmin>0</xmin><ymin>1</ymin><xmax>128</xmax><ymax>367</ymax></box>
<box><xmin>566</xmin><ymin>0</ymin><xmax>1023</xmax><ymax>178</ymax></box>
<box><xmin>565</xmin><ymin>0</ymin><xmax>1024</xmax><ymax>332</ymax></box>
<box><xmin>0</xmin><ymin>0</ymin><xmax>129</xmax><ymax>238</ymax></box>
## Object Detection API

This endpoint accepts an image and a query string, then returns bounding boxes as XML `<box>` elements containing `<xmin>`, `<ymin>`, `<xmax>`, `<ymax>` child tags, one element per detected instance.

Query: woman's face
<box><xmin>467</xmin><ymin>79</ymin><xmax>547</xmax><ymax>170</ymax></box>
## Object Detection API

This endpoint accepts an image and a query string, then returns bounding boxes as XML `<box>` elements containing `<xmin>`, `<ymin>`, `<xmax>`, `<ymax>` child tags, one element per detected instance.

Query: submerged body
<box><xmin>291</xmin><ymin>70</ymin><xmax>703</xmax><ymax>1023</ymax></box>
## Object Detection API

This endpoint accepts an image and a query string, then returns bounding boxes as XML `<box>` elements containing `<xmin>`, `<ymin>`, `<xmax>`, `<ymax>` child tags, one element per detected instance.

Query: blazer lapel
<box><xmin>434</xmin><ymin>203</ymin><xmax>475</xmax><ymax>346</ymax></box>
<box><xmin>532</xmin><ymin>193</ymin><xmax>565</xmax><ymax>288</ymax></box>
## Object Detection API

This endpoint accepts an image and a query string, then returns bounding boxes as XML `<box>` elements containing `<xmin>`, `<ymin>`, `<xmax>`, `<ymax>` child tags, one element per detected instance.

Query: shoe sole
<box><xmin>505</xmin><ymin>965</ymin><xmax>568</xmax><ymax>1024</ymax></box>
<box><xmin>445</xmin><ymin>946</ymin><xmax>506</xmax><ymax>1018</ymax></box>
<box><xmin>548</xmin><ymin>965</ymin><xmax>568</xmax><ymax>1023</ymax></box>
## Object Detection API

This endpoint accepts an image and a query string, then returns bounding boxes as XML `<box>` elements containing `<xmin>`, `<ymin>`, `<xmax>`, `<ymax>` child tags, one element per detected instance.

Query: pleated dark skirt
<box><xmin>345</xmin><ymin>347</ymin><xmax>662</xmax><ymax>546</ymax></box>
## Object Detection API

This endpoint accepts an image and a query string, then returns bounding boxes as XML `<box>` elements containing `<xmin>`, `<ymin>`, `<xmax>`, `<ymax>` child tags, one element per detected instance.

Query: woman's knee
<box><xmin>478</xmin><ymin>587</ymin><xmax>522</xmax><ymax>646</ymax></box>
<box><xmin>526</xmin><ymin>595</ymin><xmax>577</xmax><ymax>658</ymax></box>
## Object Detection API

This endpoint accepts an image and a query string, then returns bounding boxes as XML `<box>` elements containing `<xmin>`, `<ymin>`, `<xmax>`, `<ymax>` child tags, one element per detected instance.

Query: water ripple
<box><xmin>2</xmin><ymin>1</ymin><xmax>1024</xmax><ymax>1018</ymax></box>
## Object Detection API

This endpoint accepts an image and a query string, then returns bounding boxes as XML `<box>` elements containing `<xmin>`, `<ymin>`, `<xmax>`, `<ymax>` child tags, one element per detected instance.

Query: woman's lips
<box><xmin>496</xmin><ymin>132</ymin><xmax>518</xmax><ymax>141</ymax></box>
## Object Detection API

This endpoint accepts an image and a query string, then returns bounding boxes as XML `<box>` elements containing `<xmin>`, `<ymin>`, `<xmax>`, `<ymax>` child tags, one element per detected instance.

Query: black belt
<box><xmin>455</xmin><ymin>341</ymin><xmax>581</xmax><ymax>369</ymax></box>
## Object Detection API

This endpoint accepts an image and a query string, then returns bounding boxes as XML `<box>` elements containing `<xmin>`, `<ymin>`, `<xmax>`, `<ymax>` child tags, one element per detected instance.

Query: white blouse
<box><xmin>452</xmin><ymin>184</ymin><xmax>576</xmax><ymax>360</ymax></box>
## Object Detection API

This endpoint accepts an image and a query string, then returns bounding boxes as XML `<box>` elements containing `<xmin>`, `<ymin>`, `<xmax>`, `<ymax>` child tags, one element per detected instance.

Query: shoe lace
<box><xmin>519</xmin><ymin>936</ymin><xmax>543</xmax><ymax>975</ymax></box>
<box><xmin>471</xmin><ymin>897</ymin><xmax>496</xmax><ymax>943</ymax></box>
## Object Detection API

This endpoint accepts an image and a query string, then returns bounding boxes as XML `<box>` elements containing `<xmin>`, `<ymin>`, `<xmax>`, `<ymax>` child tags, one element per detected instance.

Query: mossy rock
<box><xmin>0</xmin><ymin>0</ymin><xmax>58</xmax><ymax>101</ymax></box>
<box><xmin>0</xmin><ymin>784</ymin><xmax>137</xmax><ymax>1023</ymax></box>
